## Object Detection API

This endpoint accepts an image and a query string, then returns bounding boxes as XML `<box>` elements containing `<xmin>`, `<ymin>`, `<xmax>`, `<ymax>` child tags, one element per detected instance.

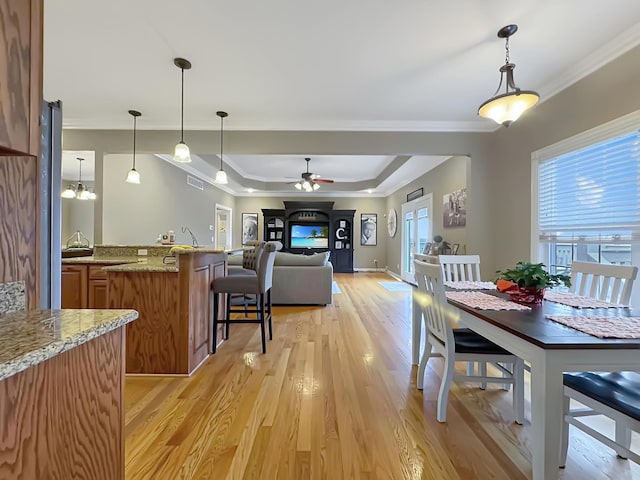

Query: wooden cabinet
<box><xmin>62</xmin><ymin>263</ymin><xmax>113</xmax><ymax>309</ymax></box>
<box><xmin>332</xmin><ymin>210</ymin><xmax>355</xmax><ymax>273</ymax></box>
<box><xmin>61</xmin><ymin>264</ymin><xmax>88</xmax><ymax>308</ymax></box>
<box><xmin>0</xmin><ymin>0</ymin><xmax>43</xmax><ymax>156</ymax></box>
<box><xmin>262</xmin><ymin>209</ymin><xmax>285</xmax><ymax>243</ymax></box>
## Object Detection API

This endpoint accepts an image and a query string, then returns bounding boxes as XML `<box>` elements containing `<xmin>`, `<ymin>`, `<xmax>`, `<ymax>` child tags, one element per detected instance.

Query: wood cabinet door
<box><xmin>0</xmin><ymin>0</ymin><xmax>42</xmax><ymax>156</ymax></box>
<box><xmin>88</xmin><ymin>278</ymin><xmax>107</xmax><ymax>309</ymax></box>
<box><xmin>61</xmin><ymin>265</ymin><xmax>87</xmax><ymax>308</ymax></box>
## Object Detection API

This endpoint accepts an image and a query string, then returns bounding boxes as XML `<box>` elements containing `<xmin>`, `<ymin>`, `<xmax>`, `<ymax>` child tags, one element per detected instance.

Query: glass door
<box><xmin>214</xmin><ymin>204</ymin><xmax>232</xmax><ymax>249</ymax></box>
<box><xmin>401</xmin><ymin>195</ymin><xmax>432</xmax><ymax>283</ymax></box>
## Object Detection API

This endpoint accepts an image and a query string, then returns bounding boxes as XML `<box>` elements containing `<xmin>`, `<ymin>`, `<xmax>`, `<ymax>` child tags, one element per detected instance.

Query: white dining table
<box><xmin>411</xmin><ymin>289</ymin><xmax>640</xmax><ymax>480</ymax></box>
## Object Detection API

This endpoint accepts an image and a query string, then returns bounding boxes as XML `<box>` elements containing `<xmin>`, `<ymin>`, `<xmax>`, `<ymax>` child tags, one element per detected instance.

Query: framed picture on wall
<box><xmin>242</xmin><ymin>213</ymin><xmax>258</xmax><ymax>245</ymax></box>
<box><xmin>360</xmin><ymin>213</ymin><xmax>377</xmax><ymax>246</ymax></box>
<box><xmin>443</xmin><ymin>187</ymin><xmax>467</xmax><ymax>228</ymax></box>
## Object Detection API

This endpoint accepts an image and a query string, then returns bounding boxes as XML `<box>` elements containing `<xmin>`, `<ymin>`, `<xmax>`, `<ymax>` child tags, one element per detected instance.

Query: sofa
<box><xmin>228</xmin><ymin>250</ymin><xmax>333</xmax><ymax>305</ymax></box>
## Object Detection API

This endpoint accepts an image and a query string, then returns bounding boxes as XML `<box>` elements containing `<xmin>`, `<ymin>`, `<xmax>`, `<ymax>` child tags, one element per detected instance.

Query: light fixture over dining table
<box><xmin>478</xmin><ymin>24</ymin><xmax>540</xmax><ymax>127</ymax></box>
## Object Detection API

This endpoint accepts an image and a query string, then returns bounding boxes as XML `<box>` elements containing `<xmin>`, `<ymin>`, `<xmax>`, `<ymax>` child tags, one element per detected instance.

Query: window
<box><xmin>532</xmin><ymin>111</ymin><xmax>640</xmax><ymax>304</ymax></box>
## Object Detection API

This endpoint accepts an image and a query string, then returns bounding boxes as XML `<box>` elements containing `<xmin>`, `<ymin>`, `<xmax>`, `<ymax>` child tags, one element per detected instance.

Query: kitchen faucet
<box><xmin>182</xmin><ymin>226</ymin><xmax>199</xmax><ymax>247</ymax></box>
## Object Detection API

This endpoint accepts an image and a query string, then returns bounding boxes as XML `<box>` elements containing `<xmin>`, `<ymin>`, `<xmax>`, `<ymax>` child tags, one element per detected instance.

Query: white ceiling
<box><xmin>44</xmin><ymin>1</ymin><xmax>640</xmax><ymax>195</ymax></box>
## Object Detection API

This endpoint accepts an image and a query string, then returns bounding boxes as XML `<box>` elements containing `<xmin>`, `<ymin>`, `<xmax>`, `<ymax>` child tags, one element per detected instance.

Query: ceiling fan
<box><xmin>294</xmin><ymin>157</ymin><xmax>334</xmax><ymax>192</ymax></box>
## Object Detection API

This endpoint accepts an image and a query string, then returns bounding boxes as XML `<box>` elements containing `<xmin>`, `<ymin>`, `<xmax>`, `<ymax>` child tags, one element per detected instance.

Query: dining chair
<box><xmin>569</xmin><ymin>261</ymin><xmax>638</xmax><ymax>305</ymax></box>
<box><xmin>439</xmin><ymin>254</ymin><xmax>495</xmax><ymax>383</ymax></box>
<box><xmin>211</xmin><ymin>242</ymin><xmax>277</xmax><ymax>354</ymax></box>
<box><xmin>561</xmin><ymin>371</ymin><xmax>640</xmax><ymax>467</ymax></box>
<box><xmin>414</xmin><ymin>259</ymin><xmax>525</xmax><ymax>423</ymax></box>
<box><xmin>438</xmin><ymin>254</ymin><xmax>482</xmax><ymax>282</ymax></box>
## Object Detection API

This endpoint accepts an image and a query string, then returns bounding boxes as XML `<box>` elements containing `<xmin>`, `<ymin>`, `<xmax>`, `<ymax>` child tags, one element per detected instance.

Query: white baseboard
<box><xmin>354</xmin><ymin>267</ymin><xmax>387</xmax><ymax>272</ymax></box>
<box><xmin>385</xmin><ymin>270</ymin><xmax>403</xmax><ymax>282</ymax></box>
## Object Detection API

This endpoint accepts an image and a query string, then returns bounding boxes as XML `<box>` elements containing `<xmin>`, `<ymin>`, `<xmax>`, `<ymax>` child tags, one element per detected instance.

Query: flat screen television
<box><xmin>289</xmin><ymin>223</ymin><xmax>329</xmax><ymax>248</ymax></box>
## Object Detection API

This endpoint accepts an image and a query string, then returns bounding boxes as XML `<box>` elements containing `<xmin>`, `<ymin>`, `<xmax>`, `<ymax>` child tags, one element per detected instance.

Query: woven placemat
<box><xmin>544</xmin><ymin>291</ymin><xmax>627</xmax><ymax>309</ymax></box>
<box><xmin>446</xmin><ymin>291</ymin><xmax>531</xmax><ymax>311</ymax></box>
<box><xmin>546</xmin><ymin>315</ymin><xmax>640</xmax><ymax>338</ymax></box>
<box><xmin>444</xmin><ymin>281</ymin><xmax>497</xmax><ymax>290</ymax></box>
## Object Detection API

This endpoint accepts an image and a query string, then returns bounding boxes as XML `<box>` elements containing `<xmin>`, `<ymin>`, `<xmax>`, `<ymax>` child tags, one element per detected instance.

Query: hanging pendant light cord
<box><xmin>220</xmin><ymin>115</ymin><xmax>224</xmax><ymax>171</ymax></box>
<box><xmin>180</xmin><ymin>67</ymin><xmax>185</xmax><ymax>142</ymax></box>
<box><xmin>132</xmin><ymin>115</ymin><xmax>137</xmax><ymax>169</ymax></box>
<box><xmin>78</xmin><ymin>158</ymin><xmax>82</xmax><ymax>183</ymax></box>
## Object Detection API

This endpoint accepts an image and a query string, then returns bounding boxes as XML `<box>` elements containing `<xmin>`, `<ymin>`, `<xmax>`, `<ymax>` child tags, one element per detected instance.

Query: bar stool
<box><xmin>211</xmin><ymin>242</ymin><xmax>278</xmax><ymax>354</ymax></box>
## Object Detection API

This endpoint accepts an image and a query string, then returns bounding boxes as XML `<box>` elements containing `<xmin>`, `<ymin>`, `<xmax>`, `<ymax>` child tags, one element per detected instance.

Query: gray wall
<box><xmin>485</xmin><ymin>44</ymin><xmax>640</xmax><ymax>272</ymax></box>
<box><xmin>385</xmin><ymin>156</ymin><xmax>469</xmax><ymax>275</ymax></box>
<box><xmin>101</xmin><ymin>154</ymin><xmax>235</xmax><ymax>245</ymax></box>
<box><xmin>61</xmin><ymin>185</ymin><xmax>95</xmax><ymax>246</ymax></box>
<box><xmin>235</xmin><ymin>196</ymin><xmax>387</xmax><ymax>269</ymax></box>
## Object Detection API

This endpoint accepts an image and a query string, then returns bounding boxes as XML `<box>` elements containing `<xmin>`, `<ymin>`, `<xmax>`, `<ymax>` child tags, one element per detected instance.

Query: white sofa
<box><xmin>228</xmin><ymin>251</ymin><xmax>333</xmax><ymax>305</ymax></box>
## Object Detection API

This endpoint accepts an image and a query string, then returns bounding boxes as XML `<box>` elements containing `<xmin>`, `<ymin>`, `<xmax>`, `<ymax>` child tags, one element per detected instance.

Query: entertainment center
<box><xmin>262</xmin><ymin>201</ymin><xmax>355</xmax><ymax>273</ymax></box>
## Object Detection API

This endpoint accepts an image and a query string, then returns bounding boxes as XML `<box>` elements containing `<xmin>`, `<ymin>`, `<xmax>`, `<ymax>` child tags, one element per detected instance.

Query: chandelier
<box><xmin>478</xmin><ymin>24</ymin><xmax>539</xmax><ymax>127</ymax></box>
<box><xmin>61</xmin><ymin>157</ymin><xmax>96</xmax><ymax>200</ymax></box>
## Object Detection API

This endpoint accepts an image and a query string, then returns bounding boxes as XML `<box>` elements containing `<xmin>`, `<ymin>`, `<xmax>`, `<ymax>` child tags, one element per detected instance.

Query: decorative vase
<box><xmin>508</xmin><ymin>286</ymin><xmax>545</xmax><ymax>305</ymax></box>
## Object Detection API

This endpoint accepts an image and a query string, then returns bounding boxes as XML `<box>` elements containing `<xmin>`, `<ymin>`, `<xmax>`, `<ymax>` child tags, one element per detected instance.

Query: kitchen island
<box><xmin>99</xmin><ymin>245</ymin><xmax>227</xmax><ymax>375</ymax></box>
<box><xmin>0</xmin><ymin>308</ymin><xmax>137</xmax><ymax>480</ymax></box>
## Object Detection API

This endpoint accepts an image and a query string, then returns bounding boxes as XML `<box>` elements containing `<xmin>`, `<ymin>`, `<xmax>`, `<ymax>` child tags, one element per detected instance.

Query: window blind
<box><xmin>538</xmin><ymin>129</ymin><xmax>640</xmax><ymax>243</ymax></box>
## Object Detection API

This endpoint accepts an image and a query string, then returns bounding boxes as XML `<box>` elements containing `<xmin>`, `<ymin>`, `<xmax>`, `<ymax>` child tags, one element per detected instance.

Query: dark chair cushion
<box><xmin>453</xmin><ymin>328</ymin><xmax>513</xmax><ymax>355</ymax></box>
<box><xmin>563</xmin><ymin>371</ymin><xmax>640</xmax><ymax>421</ymax></box>
<box><xmin>213</xmin><ymin>275</ymin><xmax>259</xmax><ymax>294</ymax></box>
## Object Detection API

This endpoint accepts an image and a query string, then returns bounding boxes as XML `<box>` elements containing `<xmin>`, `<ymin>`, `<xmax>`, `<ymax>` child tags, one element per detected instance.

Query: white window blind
<box><xmin>538</xmin><ymin>129</ymin><xmax>640</xmax><ymax>243</ymax></box>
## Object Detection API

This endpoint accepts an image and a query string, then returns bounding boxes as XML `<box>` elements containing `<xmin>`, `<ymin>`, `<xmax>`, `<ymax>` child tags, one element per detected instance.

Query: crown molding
<box><xmin>537</xmin><ymin>21</ymin><xmax>640</xmax><ymax>103</ymax></box>
<box><xmin>62</xmin><ymin>118</ymin><xmax>497</xmax><ymax>133</ymax></box>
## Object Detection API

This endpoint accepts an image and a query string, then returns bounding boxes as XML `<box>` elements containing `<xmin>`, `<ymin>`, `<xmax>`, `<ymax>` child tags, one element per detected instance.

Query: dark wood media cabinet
<box><xmin>263</xmin><ymin>201</ymin><xmax>355</xmax><ymax>273</ymax></box>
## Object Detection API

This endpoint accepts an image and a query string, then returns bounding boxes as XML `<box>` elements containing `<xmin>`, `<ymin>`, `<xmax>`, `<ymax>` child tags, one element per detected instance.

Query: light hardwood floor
<box><xmin>125</xmin><ymin>272</ymin><xmax>640</xmax><ymax>479</ymax></box>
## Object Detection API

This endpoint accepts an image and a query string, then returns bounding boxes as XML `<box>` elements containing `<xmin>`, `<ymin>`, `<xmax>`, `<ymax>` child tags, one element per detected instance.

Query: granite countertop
<box><xmin>171</xmin><ymin>247</ymin><xmax>226</xmax><ymax>255</ymax></box>
<box><xmin>0</xmin><ymin>309</ymin><xmax>138</xmax><ymax>382</ymax></box>
<box><xmin>62</xmin><ymin>256</ymin><xmax>138</xmax><ymax>265</ymax></box>
<box><xmin>102</xmin><ymin>261</ymin><xmax>179</xmax><ymax>273</ymax></box>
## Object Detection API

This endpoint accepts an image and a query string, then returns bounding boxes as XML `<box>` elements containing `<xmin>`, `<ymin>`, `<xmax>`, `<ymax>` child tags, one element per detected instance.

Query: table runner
<box><xmin>544</xmin><ymin>291</ymin><xmax>627</xmax><ymax>309</ymax></box>
<box><xmin>446</xmin><ymin>291</ymin><xmax>531</xmax><ymax>311</ymax></box>
<box><xmin>546</xmin><ymin>315</ymin><xmax>640</xmax><ymax>339</ymax></box>
<box><xmin>444</xmin><ymin>280</ymin><xmax>496</xmax><ymax>290</ymax></box>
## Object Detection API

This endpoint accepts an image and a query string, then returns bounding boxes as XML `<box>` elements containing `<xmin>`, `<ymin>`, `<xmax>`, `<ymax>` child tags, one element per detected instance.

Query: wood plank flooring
<box><xmin>125</xmin><ymin>272</ymin><xmax>640</xmax><ymax>479</ymax></box>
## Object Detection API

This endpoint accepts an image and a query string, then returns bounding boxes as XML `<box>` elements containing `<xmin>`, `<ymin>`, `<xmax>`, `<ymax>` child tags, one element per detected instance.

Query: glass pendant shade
<box><xmin>215</xmin><ymin>169</ymin><xmax>228</xmax><ymax>184</ymax></box>
<box><xmin>294</xmin><ymin>182</ymin><xmax>302</xmax><ymax>190</ymax></box>
<box><xmin>126</xmin><ymin>168</ymin><xmax>141</xmax><ymax>184</ymax></box>
<box><xmin>61</xmin><ymin>186</ymin><xmax>76</xmax><ymax>198</ymax></box>
<box><xmin>312</xmin><ymin>182</ymin><xmax>320</xmax><ymax>191</ymax></box>
<box><xmin>173</xmin><ymin>141</ymin><xmax>191</xmax><ymax>163</ymax></box>
<box><xmin>478</xmin><ymin>90</ymin><xmax>539</xmax><ymax>127</ymax></box>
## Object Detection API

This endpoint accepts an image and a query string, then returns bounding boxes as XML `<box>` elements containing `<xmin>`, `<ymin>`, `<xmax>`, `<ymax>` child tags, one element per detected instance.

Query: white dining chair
<box><xmin>561</xmin><ymin>371</ymin><xmax>640</xmax><ymax>467</ymax></box>
<box><xmin>570</xmin><ymin>261</ymin><xmax>638</xmax><ymax>305</ymax></box>
<box><xmin>439</xmin><ymin>254</ymin><xmax>497</xmax><ymax>383</ymax></box>
<box><xmin>438</xmin><ymin>255</ymin><xmax>482</xmax><ymax>282</ymax></box>
<box><xmin>414</xmin><ymin>259</ymin><xmax>524</xmax><ymax>423</ymax></box>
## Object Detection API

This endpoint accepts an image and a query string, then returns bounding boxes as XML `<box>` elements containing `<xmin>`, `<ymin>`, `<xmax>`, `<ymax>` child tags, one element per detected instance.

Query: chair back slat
<box><xmin>414</xmin><ymin>259</ymin><xmax>454</xmax><ymax>353</ymax></box>
<box><xmin>438</xmin><ymin>255</ymin><xmax>482</xmax><ymax>282</ymax></box>
<box><xmin>570</xmin><ymin>261</ymin><xmax>638</xmax><ymax>305</ymax></box>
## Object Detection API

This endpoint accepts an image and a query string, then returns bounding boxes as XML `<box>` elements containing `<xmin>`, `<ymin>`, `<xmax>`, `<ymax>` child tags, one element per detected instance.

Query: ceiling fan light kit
<box><xmin>478</xmin><ymin>24</ymin><xmax>539</xmax><ymax>127</ymax></box>
<box><xmin>173</xmin><ymin>57</ymin><xmax>193</xmax><ymax>163</ymax></box>
<box><xmin>293</xmin><ymin>157</ymin><xmax>334</xmax><ymax>192</ymax></box>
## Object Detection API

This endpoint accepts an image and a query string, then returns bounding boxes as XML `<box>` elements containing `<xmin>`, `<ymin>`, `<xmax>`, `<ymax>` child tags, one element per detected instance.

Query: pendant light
<box><xmin>126</xmin><ymin>110</ymin><xmax>142</xmax><ymax>184</ymax></box>
<box><xmin>214</xmin><ymin>111</ymin><xmax>229</xmax><ymax>184</ymax></box>
<box><xmin>478</xmin><ymin>24</ymin><xmax>539</xmax><ymax>127</ymax></box>
<box><xmin>173</xmin><ymin>58</ymin><xmax>192</xmax><ymax>163</ymax></box>
<box><xmin>66</xmin><ymin>157</ymin><xmax>93</xmax><ymax>200</ymax></box>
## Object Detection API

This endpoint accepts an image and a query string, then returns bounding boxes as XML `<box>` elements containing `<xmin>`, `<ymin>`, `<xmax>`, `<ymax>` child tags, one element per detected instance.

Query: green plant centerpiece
<box><xmin>494</xmin><ymin>261</ymin><xmax>571</xmax><ymax>305</ymax></box>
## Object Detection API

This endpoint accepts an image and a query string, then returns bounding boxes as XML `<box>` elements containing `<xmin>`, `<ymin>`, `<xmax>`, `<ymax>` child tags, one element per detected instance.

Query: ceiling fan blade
<box><xmin>315</xmin><ymin>178</ymin><xmax>334</xmax><ymax>183</ymax></box>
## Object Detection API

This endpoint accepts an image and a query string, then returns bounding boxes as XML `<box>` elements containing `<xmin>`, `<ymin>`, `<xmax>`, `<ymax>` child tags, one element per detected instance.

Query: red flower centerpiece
<box><xmin>495</xmin><ymin>262</ymin><xmax>571</xmax><ymax>306</ymax></box>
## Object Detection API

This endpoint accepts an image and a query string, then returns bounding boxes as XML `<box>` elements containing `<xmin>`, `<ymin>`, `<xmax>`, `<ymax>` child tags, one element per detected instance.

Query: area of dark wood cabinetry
<box><xmin>88</xmin><ymin>279</ymin><xmax>108</xmax><ymax>309</ymax></box>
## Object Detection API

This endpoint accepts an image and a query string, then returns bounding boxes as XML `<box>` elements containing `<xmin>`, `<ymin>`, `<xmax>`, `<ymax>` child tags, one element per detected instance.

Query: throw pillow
<box><xmin>274</xmin><ymin>251</ymin><xmax>330</xmax><ymax>266</ymax></box>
